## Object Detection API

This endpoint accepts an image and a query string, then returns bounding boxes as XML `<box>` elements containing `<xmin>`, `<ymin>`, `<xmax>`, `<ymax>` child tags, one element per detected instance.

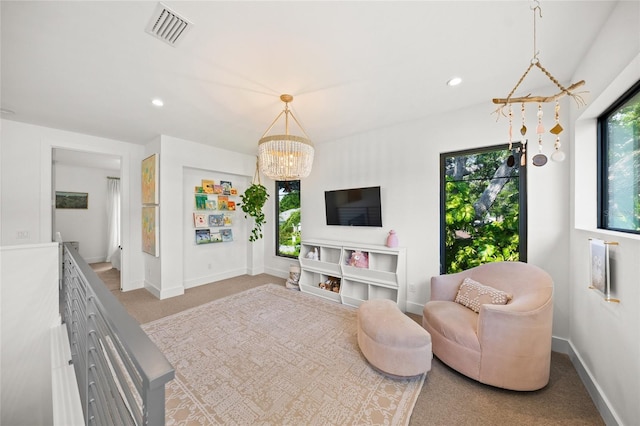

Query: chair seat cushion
<box><xmin>423</xmin><ymin>300</ymin><xmax>480</xmax><ymax>352</ymax></box>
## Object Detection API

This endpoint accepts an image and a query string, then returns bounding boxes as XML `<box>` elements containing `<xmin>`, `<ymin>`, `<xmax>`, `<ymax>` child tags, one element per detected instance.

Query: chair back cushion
<box><xmin>466</xmin><ymin>262</ymin><xmax>553</xmax><ymax>311</ymax></box>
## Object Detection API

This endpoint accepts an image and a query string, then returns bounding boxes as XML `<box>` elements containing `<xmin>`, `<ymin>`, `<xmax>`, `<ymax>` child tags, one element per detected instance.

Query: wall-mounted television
<box><xmin>324</xmin><ymin>186</ymin><xmax>382</xmax><ymax>227</ymax></box>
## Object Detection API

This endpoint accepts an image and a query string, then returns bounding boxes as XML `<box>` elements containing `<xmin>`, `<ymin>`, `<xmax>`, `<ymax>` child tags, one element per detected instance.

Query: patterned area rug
<box><xmin>142</xmin><ymin>284</ymin><xmax>425</xmax><ymax>425</ymax></box>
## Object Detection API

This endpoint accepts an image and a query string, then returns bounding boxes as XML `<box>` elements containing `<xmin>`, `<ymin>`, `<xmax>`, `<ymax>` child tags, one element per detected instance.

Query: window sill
<box><xmin>573</xmin><ymin>226</ymin><xmax>640</xmax><ymax>242</ymax></box>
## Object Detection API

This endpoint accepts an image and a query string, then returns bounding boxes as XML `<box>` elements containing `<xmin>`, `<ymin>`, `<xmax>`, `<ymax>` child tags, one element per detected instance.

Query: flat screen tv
<box><xmin>324</xmin><ymin>186</ymin><xmax>382</xmax><ymax>227</ymax></box>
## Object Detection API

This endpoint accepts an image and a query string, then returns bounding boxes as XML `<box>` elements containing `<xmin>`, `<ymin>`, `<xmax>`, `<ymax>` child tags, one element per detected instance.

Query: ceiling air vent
<box><xmin>145</xmin><ymin>2</ymin><xmax>193</xmax><ymax>47</ymax></box>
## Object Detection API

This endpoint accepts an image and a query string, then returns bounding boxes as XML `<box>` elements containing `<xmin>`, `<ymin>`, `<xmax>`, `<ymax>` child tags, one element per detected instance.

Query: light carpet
<box><xmin>142</xmin><ymin>284</ymin><xmax>425</xmax><ymax>425</ymax></box>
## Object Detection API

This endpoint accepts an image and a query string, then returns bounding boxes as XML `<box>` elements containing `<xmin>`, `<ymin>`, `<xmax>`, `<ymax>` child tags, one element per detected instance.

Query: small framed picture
<box><xmin>221</xmin><ymin>228</ymin><xmax>233</xmax><ymax>242</ymax></box>
<box><xmin>220</xmin><ymin>181</ymin><xmax>232</xmax><ymax>195</ymax></box>
<box><xmin>56</xmin><ymin>191</ymin><xmax>88</xmax><ymax>209</ymax></box>
<box><xmin>195</xmin><ymin>229</ymin><xmax>211</xmax><ymax>244</ymax></box>
<box><xmin>193</xmin><ymin>213</ymin><xmax>207</xmax><ymax>228</ymax></box>
<box><xmin>210</xmin><ymin>231</ymin><xmax>223</xmax><ymax>243</ymax></box>
<box><xmin>202</xmin><ymin>179</ymin><xmax>215</xmax><ymax>194</ymax></box>
<box><xmin>589</xmin><ymin>238</ymin><xmax>609</xmax><ymax>296</ymax></box>
<box><xmin>209</xmin><ymin>214</ymin><xmax>224</xmax><ymax>227</ymax></box>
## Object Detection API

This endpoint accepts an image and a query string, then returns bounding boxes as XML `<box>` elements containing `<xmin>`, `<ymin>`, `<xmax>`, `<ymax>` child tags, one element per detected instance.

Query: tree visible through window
<box><xmin>598</xmin><ymin>79</ymin><xmax>640</xmax><ymax>234</ymax></box>
<box><xmin>276</xmin><ymin>180</ymin><xmax>301</xmax><ymax>258</ymax></box>
<box><xmin>440</xmin><ymin>143</ymin><xmax>527</xmax><ymax>274</ymax></box>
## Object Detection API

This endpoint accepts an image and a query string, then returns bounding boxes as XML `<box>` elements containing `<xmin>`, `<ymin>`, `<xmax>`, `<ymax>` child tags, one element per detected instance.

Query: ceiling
<box><xmin>1</xmin><ymin>1</ymin><xmax>617</xmax><ymax>157</ymax></box>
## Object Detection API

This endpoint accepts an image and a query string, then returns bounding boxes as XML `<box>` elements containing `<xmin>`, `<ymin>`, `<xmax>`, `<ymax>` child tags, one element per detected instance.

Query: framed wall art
<box><xmin>55</xmin><ymin>191</ymin><xmax>88</xmax><ymax>209</ymax></box>
<box><xmin>588</xmin><ymin>238</ymin><xmax>619</xmax><ymax>302</ymax></box>
<box><xmin>142</xmin><ymin>206</ymin><xmax>159</xmax><ymax>256</ymax></box>
<box><xmin>589</xmin><ymin>238</ymin><xmax>608</xmax><ymax>295</ymax></box>
<box><xmin>141</xmin><ymin>153</ymin><xmax>158</xmax><ymax>204</ymax></box>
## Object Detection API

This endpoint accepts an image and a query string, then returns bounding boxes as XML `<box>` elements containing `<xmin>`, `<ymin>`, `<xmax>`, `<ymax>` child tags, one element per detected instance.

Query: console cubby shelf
<box><xmin>299</xmin><ymin>241</ymin><xmax>343</xmax><ymax>275</ymax></box>
<box><xmin>298</xmin><ymin>270</ymin><xmax>342</xmax><ymax>303</ymax></box>
<box><xmin>298</xmin><ymin>239</ymin><xmax>407</xmax><ymax>311</ymax></box>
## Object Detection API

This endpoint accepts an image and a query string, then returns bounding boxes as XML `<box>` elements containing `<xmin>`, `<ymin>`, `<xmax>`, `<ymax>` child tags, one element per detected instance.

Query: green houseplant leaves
<box><xmin>239</xmin><ymin>183</ymin><xmax>269</xmax><ymax>242</ymax></box>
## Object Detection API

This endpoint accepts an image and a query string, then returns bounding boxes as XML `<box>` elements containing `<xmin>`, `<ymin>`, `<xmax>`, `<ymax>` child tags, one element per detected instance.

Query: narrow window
<box><xmin>276</xmin><ymin>180</ymin><xmax>301</xmax><ymax>258</ymax></box>
<box><xmin>598</xmin><ymin>80</ymin><xmax>640</xmax><ymax>234</ymax></box>
<box><xmin>440</xmin><ymin>143</ymin><xmax>527</xmax><ymax>274</ymax></box>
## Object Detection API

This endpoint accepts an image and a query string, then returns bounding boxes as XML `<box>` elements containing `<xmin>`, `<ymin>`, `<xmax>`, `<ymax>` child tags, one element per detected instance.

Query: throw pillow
<box><xmin>454</xmin><ymin>277</ymin><xmax>512</xmax><ymax>313</ymax></box>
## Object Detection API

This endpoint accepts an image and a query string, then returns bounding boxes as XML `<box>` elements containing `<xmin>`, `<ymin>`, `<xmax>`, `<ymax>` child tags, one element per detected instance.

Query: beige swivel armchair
<box><xmin>422</xmin><ymin>261</ymin><xmax>553</xmax><ymax>391</ymax></box>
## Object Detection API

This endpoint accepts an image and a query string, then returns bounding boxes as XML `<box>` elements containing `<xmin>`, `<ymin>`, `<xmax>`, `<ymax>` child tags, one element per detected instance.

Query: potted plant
<box><xmin>239</xmin><ymin>183</ymin><xmax>269</xmax><ymax>242</ymax></box>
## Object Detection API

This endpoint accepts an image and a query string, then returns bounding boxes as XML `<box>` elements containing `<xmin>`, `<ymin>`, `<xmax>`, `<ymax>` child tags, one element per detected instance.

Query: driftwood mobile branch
<box><xmin>492</xmin><ymin>0</ymin><xmax>587</xmax><ymax>167</ymax></box>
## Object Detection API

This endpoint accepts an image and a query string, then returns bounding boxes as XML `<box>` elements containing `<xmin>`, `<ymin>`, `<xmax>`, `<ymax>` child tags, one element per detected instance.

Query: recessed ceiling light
<box><xmin>151</xmin><ymin>98</ymin><xmax>164</xmax><ymax>107</ymax></box>
<box><xmin>447</xmin><ymin>77</ymin><xmax>462</xmax><ymax>87</ymax></box>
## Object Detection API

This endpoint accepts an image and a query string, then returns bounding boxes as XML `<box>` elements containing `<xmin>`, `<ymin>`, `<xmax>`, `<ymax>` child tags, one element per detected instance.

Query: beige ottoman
<box><xmin>357</xmin><ymin>299</ymin><xmax>432</xmax><ymax>377</ymax></box>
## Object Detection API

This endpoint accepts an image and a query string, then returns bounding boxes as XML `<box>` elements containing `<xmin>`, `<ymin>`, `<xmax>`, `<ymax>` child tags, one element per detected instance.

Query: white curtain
<box><xmin>106</xmin><ymin>177</ymin><xmax>121</xmax><ymax>263</ymax></box>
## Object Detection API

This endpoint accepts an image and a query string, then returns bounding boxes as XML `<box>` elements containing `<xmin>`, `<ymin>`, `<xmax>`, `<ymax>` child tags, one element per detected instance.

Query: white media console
<box><xmin>298</xmin><ymin>239</ymin><xmax>407</xmax><ymax>311</ymax></box>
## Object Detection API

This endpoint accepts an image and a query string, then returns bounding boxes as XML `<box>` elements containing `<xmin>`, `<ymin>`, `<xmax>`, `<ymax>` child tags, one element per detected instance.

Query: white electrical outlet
<box><xmin>16</xmin><ymin>230</ymin><xmax>29</xmax><ymax>239</ymax></box>
<box><xmin>408</xmin><ymin>284</ymin><xmax>417</xmax><ymax>293</ymax></box>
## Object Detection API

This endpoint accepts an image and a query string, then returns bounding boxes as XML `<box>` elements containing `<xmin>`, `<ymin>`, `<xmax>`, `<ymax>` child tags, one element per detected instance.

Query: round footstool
<box><xmin>357</xmin><ymin>299</ymin><xmax>432</xmax><ymax>377</ymax></box>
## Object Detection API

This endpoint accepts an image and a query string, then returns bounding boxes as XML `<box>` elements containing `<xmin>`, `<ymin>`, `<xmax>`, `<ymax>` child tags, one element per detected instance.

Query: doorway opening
<box><xmin>52</xmin><ymin>148</ymin><xmax>123</xmax><ymax>290</ymax></box>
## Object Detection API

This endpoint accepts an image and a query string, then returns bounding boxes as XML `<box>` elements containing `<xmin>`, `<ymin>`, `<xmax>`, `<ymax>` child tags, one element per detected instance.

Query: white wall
<box><xmin>1</xmin><ymin>120</ymin><xmax>263</xmax><ymax>299</ymax></box>
<box><xmin>54</xmin><ymin>163</ymin><xmax>119</xmax><ymax>263</ymax></box>
<box><xmin>182</xmin><ymin>167</ymin><xmax>248</xmax><ymax>288</ymax></box>
<box><xmin>143</xmin><ymin>135</ymin><xmax>257</xmax><ymax>299</ymax></box>
<box><xmin>0</xmin><ymin>243</ymin><xmax>58</xmax><ymax>425</ymax></box>
<box><xmin>0</xmin><ymin>119</ymin><xmax>146</xmax><ymax>291</ymax></box>
<box><xmin>282</xmin><ymin>97</ymin><xmax>571</xmax><ymax>326</ymax></box>
<box><xmin>568</xmin><ymin>2</ymin><xmax>640</xmax><ymax>425</ymax></box>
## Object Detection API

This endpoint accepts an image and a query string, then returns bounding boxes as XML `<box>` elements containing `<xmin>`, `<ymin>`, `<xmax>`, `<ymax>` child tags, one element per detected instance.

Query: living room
<box><xmin>1</xmin><ymin>1</ymin><xmax>639</xmax><ymax>425</ymax></box>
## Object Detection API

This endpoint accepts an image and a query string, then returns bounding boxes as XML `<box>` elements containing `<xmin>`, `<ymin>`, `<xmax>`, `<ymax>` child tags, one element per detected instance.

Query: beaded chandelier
<box><xmin>258</xmin><ymin>94</ymin><xmax>314</xmax><ymax>181</ymax></box>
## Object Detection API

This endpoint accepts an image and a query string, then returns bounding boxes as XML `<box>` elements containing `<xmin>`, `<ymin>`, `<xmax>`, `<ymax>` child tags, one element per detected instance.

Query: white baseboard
<box><xmin>122</xmin><ymin>279</ymin><xmax>144</xmax><ymax>292</ymax></box>
<box><xmin>263</xmin><ymin>266</ymin><xmax>288</xmax><ymax>279</ymax></box>
<box><xmin>551</xmin><ymin>335</ymin><xmax>570</xmax><ymax>354</ymax></box>
<box><xmin>159</xmin><ymin>285</ymin><xmax>184</xmax><ymax>300</ymax></box>
<box><xmin>143</xmin><ymin>280</ymin><xmax>185</xmax><ymax>299</ymax></box>
<box><xmin>406</xmin><ymin>301</ymin><xmax>424</xmax><ymax>315</ymax></box>
<box><xmin>183</xmin><ymin>268</ymin><xmax>248</xmax><ymax>289</ymax></box>
<box><xmin>553</xmin><ymin>337</ymin><xmax>620</xmax><ymax>426</ymax></box>
<box><xmin>144</xmin><ymin>281</ymin><xmax>161</xmax><ymax>298</ymax></box>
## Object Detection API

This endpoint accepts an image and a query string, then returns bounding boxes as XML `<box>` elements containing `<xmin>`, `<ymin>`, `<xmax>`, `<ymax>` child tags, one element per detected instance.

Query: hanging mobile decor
<box><xmin>550</xmin><ymin>99</ymin><xmax>565</xmax><ymax>162</ymax></box>
<box><xmin>507</xmin><ymin>104</ymin><xmax>516</xmax><ymax>167</ymax></box>
<box><xmin>492</xmin><ymin>0</ymin><xmax>587</xmax><ymax>164</ymax></box>
<box><xmin>520</xmin><ymin>103</ymin><xmax>527</xmax><ymax>167</ymax></box>
<box><xmin>532</xmin><ymin>103</ymin><xmax>548</xmax><ymax>166</ymax></box>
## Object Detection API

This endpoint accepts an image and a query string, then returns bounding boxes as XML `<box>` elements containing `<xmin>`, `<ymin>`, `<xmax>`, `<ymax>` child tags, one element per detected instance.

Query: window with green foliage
<box><xmin>440</xmin><ymin>143</ymin><xmax>527</xmax><ymax>274</ymax></box>
<box><xmin>276</xmin><ymin>180</ymin><xmax>301</xmax><ymax>258</ymax></box>
<box><xmin>598</xmin><ymin>80</ymin><xmax>640</xmax><ymax>234</ymax></box>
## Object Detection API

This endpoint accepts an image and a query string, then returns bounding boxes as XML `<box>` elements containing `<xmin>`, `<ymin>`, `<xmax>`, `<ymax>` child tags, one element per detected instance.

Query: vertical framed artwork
<box><xmin>142</xmin><ymin>206</ymin><xmax>159</xmax><ymax>256</ymax></box>
<box><xmin>142</xmin><ymin>154</ymin><xmax>158</xmax><ymax>204</ymax></box>
<box><xmin>588</xmin><ymin>238</ymin><xmax>619</xmax><ymax>302</ymax></box>
<box><xmin>589</xmin><ymin>238</ymin><xmax>608</xmax><ymax>295</ymax></box>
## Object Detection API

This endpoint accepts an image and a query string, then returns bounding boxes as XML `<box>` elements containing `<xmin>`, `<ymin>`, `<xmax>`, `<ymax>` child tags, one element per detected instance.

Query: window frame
<box><xmin>597</xmin><ymin>79</ymin><xmax>640</xmax><ymax>234</ymax></box>
<box><xmin>439</xmin><ymin>142</ymin><xmax>528</xmax><ymax>274</ymax></box>
<box><xmin>275</xmin><ymin>180</ymin><xmax>301</xmax><ymax>259</ymax></box>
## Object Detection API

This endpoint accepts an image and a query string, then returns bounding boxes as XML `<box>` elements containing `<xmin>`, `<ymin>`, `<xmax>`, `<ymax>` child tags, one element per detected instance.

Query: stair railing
<box><xmin>60</xmin><ymin>243</ymin><xmax>174</xmax><ymax>425</ymax></box>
